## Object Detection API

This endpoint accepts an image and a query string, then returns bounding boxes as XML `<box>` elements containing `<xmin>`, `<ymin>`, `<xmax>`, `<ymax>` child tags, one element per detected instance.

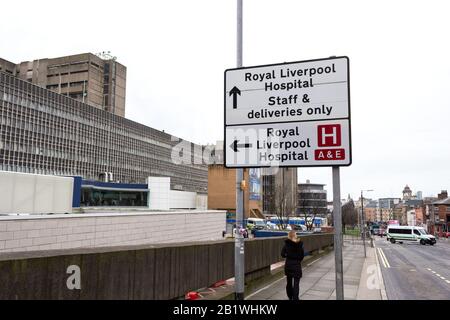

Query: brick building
<box><xmin>207</xmin><ymin>164</ymin><xmax>263</xmax><ymax>219</ymax></box>
<box><xmin>431</xmin><ymin>190</ymin><xmax>450</xmax><ymax>235</ymax></box>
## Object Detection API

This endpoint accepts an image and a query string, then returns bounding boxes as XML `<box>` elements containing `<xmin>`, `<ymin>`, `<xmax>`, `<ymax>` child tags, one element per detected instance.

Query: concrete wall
<box><xmin>148</xmin><ymin>177</ymin><xmax>205</xmax><ymax>210</ymax></box>
<box><xmin>169</xmin><ymin>190</ymin><xmax>196</xmax><ymax>209</ymax></box>
<box><xmin>0</xmin><ymin>58</ymin><xmax>17</xmax><ymax>74</ymax></box>
<box><xmin>0</xmin><ymin>171</ymin><xmax>73</xmax><ymax>215</ymax></box>
<box><xmin>196</xmin><ymin>194</ymin><xmax>207</xmax><ymax>210</ymax></box>
<box><xmin>147</xmin><ymin>177</ymin><xmax>171</xmax><ymax>210</ymax></box>
<box><xmin>0</xmin><ymin>210</ymin><xmax>225</xmax><ymax>253</ymax></box>
<box><xmin>0</xmin><ymin>234</ymin><xmax>334</xmax><ymax>300</ymax></box>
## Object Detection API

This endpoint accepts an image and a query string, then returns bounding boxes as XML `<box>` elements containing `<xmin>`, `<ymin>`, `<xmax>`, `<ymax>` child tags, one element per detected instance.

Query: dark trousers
<box><xmin>286</xmin><ymin>276</ymin><xmax>300</xmax><ymax>300</ymax></box>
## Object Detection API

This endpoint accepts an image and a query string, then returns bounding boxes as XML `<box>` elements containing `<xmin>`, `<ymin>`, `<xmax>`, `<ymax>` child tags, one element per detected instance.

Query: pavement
<box><xmin>194</xmin><ymin>236</ymin><xmax>450</xmax><ymax>300</ymax></box>
<box><xmin>245</xmin><ymin>236</ymin><xmax>385</xmax><ymax>300</ymax></box>
<box><xmin>375</xmin><ymin>236</ymin><xmax>450</xmax><ymax>300</ymax></box>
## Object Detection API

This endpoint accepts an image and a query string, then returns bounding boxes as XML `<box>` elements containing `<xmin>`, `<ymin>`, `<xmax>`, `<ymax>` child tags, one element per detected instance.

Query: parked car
<box><xmin>442</xmin><ymin>231</ymin><xmax>450</xmax><ymax>238</ymax></box>
<box><xmin>370</xmin><ymin>224</ymin><xmax>380</xmax><ymax>235</ymax></box>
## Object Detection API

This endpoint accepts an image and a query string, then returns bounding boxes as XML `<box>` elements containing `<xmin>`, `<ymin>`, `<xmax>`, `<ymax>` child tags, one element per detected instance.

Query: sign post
<box><xmin>333</xmin><ymin>166</ymin><xmax>344</xmax><ymax>300</ymax></box>
<box><xmin>234</xmin><ymin>0</ymin><xmax>245</xmax><ymax>301</ymax></box>
<box><xmin>225</xmin><ymin>54</ymin><xmax>351</xmax><ymax>300</ymax></box>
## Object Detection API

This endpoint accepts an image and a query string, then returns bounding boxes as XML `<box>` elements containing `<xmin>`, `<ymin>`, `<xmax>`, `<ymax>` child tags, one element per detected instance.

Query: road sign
<box><xmin>226</xmin><ymin>119</ymin><xmax>350</xmax><ymax>167</ymax></box>
<box><xmin>224</xmin><ymin>56</ymin><xmax>351</xmax><ymax>168</ymax></box>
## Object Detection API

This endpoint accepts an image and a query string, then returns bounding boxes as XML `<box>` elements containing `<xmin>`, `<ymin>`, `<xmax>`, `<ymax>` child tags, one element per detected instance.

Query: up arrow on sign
<box><xmin>229</xmin><ymin>86</ymin><xmax>241</xmax><ymax>109</ymax></box>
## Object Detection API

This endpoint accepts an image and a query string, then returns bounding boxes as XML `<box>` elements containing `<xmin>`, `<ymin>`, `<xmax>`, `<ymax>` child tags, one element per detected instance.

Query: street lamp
<box><xmin>361</xmin><ymin>189</ymin><xmax>373</xmax><ymax>258</ymax></box>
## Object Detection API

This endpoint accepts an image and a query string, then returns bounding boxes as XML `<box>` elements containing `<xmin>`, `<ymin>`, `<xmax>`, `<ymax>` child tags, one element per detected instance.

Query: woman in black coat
<box><xmin>281</xmin><ymin>231</ymin><xmax>304</xmax><ymax>300</ymax></box>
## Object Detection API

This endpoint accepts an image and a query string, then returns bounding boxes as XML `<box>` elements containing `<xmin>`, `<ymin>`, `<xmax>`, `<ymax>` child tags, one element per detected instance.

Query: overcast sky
<box><xmin>2</xmin><ymin>0</ymin><xmax>449</xmax><ymax>201</ymax></box>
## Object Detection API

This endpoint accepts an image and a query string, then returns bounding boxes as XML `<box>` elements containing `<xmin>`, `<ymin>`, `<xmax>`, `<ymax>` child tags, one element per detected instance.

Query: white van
<box><xmin>387</xmin><ymin>226</ymin><xmax>436</xmax><ymax>245</ymax></box>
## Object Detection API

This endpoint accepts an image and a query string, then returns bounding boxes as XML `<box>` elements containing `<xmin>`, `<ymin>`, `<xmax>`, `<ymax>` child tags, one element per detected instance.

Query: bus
<box><xmin>267</xmin><ymin>216</ymin><xmax>325</xmax><ymax>231</ymax></box>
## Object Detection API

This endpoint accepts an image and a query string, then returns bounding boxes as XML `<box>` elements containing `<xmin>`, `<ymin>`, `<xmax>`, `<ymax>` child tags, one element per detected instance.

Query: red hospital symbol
<box><xmin>317</xmin><ymin>124</ymin><xmax>341</xmax><ymax>147</ymax></box>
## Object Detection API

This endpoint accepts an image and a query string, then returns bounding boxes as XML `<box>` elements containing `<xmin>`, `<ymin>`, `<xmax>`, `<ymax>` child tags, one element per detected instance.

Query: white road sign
<box><xmin>225</xmin><ymin>56</ymin><xmax>350</xmax><ymax>126</ymax></box>
<box><xmin>224</xmin><ymin>56</ymin><xmax>351</xmax><ymax>168</ymax></box>
<box><xmin>225</xmin><ymin>119</ymin><xmax>351</xmax><ymax>167</ymax></box>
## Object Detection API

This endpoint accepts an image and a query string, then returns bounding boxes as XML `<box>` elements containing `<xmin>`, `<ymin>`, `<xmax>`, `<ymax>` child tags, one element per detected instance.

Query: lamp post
<box><xmin>360</xmin><ymin>189</ymin><xmax>373</xmax><ymax>258</ymax></box>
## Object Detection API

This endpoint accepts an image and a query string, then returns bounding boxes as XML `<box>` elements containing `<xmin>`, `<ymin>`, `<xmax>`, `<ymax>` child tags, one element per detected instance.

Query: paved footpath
<box><xmin>246</xmin><ymin>238</ymin><xmax>385</xmax><ymax>300</ymax></box>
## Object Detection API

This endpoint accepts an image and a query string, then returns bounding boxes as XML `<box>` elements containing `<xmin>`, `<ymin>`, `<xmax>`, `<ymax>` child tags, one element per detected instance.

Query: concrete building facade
<box><xmin>262</xmin><ymin>168</ymin><xmax>298</xmax><ymax>217</ymax></box>
<box><xmin>2</xmin><ymin>53</ymin><xmax>126</xmax><ymax>117</ymax></box>
<box><xmin>296</xmin><ymin>180</ymin><xmax>327</xmax><ymax>216</ymax></box>
<box><xmin>378</xmin><ymin>198</ymin><xmax>401</xmax><ymax>222</ymax></box>
<box><xmin>0</xmin><ymin>71</ymin><xmax>207</xmax><ymax>193</ymax></box>
<box><xmin>0</xmin><ymin>58</ymin><xmax>16</xmax><ymax>75</ymax></box>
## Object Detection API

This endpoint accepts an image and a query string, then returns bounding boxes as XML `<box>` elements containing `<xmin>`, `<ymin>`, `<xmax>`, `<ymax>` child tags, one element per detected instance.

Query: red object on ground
<box><xmin>185</xmin><ymin>291</ymin><xmax>200</xmax><ymax>300</ymax></box>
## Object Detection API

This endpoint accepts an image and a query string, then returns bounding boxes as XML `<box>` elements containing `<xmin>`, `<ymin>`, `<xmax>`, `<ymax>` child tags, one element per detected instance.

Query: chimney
<box><xmin>438</xmin><ymin>190</ymin><xmax>448</xmax><ymax>200</ymax></box>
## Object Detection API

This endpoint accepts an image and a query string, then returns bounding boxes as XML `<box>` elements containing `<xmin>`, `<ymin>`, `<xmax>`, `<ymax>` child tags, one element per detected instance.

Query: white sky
<box><xmin>1</xmin><ymin>0</ymin><xmax>449</xmax><ymax>201</ymax></box>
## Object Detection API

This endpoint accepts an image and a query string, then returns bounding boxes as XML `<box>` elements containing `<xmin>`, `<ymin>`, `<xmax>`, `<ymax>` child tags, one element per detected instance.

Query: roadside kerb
<box><xmin>373</xmin><ymin>240</ymin><xmax>388</xmax><ymax>300</ymax></box>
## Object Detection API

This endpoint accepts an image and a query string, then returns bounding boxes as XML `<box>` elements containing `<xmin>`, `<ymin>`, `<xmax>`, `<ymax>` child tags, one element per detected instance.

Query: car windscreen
<box><xmin>419</xmin><ymin>229</ymin><xmax>428</xmax><ymax>235</ymax></box>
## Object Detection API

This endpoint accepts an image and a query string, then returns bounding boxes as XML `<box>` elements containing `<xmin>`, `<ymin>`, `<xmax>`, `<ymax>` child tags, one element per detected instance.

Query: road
<box><xmin>375</xmin><ymin>236</ymin><xmax>450</xmax><ymax>300</ymax></box>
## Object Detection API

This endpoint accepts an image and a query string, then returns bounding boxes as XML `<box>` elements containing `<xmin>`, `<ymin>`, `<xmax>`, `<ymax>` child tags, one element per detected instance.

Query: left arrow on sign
<box><xmin>230</xmin><ymin>140</ymin><xmax>252</xmax><ymax>152</ymax></box>
<box><xmin>229</xmin><ymin>86</ymin><xmax>241</xmax><ymax>109</ymax></box>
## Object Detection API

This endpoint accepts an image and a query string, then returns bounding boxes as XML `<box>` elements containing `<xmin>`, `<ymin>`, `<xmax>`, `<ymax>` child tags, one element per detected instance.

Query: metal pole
<box><xmin>332</xmin><ymin>167</ymin><xmax>344</xmax><ymax>300</ymax></box>
<box><xmin>237</xmin><ymin>0</ymin><xmax>243</xmax><ymax>68</ymax></box>
<box><xmin>234</xmin><ymin>0</ymin><xmax>245</xmax><ymax>301</ymax></box>
<box><xmin>360</xmin><ymin>191</ymin><xmax>363</xmax><ymax>240</ymax></box>
<box><xmin>361</xmin><ymin>191</ymin><xmax>367</xmax><ymax>258</ymax></box>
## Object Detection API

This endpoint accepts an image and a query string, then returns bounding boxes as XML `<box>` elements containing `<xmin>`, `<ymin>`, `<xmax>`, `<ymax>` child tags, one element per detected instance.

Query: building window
<box><xmin>81</xmin><ymin>187</ymin><xmax>148</xmax><ymax>207</ymax></box>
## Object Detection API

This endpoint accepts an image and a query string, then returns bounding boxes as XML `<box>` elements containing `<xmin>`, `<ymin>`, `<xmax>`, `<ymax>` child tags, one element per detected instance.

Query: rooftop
<box><xmin>433</xmin><ymin>197</ymin><xmax>450</xmax><ymax>205</ymax></box>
